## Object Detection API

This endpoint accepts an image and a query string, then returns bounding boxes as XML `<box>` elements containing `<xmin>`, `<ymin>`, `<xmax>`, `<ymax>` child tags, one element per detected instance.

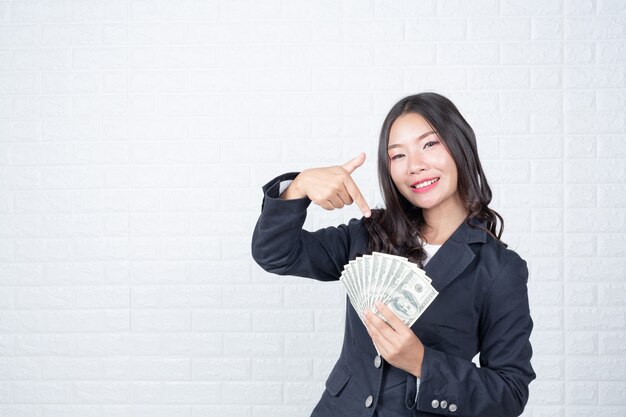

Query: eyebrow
<box><xmin>387</xmin><ymin>130</ymin><xmax>436</xmax><ymax>151</ymax></box>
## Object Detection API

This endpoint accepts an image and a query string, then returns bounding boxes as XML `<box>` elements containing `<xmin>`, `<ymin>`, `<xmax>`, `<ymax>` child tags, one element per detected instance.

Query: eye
<box><xmin>424</xmin><ymin>140</ymin><xmax>439</xmax><ymax>149</ymax></box>
<box><xmin>390</xmin><ymin>153</ymin><xmax>404</xmax><ymax>160</ymax></box>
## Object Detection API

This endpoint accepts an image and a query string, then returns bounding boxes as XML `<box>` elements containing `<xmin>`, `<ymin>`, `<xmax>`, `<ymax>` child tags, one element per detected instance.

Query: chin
<box><xmin>405</xmin><ymin>196</ymin><xmax>438</xmax><ymax>210</ymax></box>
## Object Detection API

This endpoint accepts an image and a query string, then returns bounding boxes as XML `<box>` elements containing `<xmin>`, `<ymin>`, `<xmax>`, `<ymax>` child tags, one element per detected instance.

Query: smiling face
<box><xmin>387</xmin><ymin>112</ymin><xmax>466</xmax><ymax>218</ymax></box>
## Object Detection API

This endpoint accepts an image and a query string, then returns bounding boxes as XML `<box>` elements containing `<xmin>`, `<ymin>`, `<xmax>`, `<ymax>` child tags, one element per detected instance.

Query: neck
<box><xmin>421</xmin><ymin>196</ymin><xmax>469</xmax><ymax>245</ymax></box>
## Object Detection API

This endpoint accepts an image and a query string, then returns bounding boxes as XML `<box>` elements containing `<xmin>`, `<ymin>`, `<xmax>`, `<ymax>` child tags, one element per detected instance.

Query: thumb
<box><xmin>341</xmin><ymin>152</ymin><xmax>366</xmax><ymax>174</ymax></box>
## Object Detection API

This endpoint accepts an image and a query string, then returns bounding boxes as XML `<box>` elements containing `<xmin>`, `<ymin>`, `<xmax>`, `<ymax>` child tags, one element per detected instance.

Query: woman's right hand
<box><xmin>281</xmin><ymin>152</ymin><xmax>371</xmax><ymax>218</ymax></box>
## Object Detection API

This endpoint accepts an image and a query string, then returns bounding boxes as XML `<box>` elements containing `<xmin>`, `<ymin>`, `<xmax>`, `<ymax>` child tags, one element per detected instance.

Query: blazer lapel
<box><xmin>423</xmin><ymin>219</ymin><xmax>487</xmax><ymax>292</ymax></box>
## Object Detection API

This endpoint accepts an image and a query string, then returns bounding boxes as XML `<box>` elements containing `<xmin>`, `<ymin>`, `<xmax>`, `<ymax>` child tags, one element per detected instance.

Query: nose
<box><xmin>407</xmin><ymin>152</ymin><xmax>427</xmax><ymax>174</ymax></box>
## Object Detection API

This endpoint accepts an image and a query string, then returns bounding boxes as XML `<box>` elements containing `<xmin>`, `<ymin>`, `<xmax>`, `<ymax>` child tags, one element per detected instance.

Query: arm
<box><xmin>251</xmin><ymin>172</ymin><xmax>365</xmax><ymax>282</ymax></box>
<box><xmin>405</xmin><ymin>255</ymin><xmax>535</xmax><ymax>417</ymax></box>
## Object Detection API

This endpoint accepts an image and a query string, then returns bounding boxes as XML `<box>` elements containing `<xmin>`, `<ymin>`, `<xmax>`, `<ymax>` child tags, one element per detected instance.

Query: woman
<box><xmin>251</xmin><ymin>92</ymin><xmax>535</xmax><ymax>417</ymax></box>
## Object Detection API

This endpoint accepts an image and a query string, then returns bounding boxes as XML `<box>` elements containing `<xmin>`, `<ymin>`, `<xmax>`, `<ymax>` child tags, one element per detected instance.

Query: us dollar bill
<box><xmin>340</xmin><ymin>251</ymin><xmax>438</xmax><ymax>328</ymax></box>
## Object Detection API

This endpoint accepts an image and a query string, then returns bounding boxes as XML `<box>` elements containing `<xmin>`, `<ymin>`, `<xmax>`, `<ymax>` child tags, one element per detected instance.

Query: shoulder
<box><xmin>343</xmin><ymin>215</ymin><xmax>369</xmax><ymax>240</ymax></box>
<box><xmin>477</xmin><ymin>233</ymin><xmax>529</xmax><ymax>288</ymax></box>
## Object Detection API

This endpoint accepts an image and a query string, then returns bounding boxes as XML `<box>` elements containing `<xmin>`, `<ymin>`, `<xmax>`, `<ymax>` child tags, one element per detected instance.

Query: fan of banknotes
<box><xmin>340</xmin><ymin>252</ymin><xmax>438</xmax><ymax>328</ymax></box>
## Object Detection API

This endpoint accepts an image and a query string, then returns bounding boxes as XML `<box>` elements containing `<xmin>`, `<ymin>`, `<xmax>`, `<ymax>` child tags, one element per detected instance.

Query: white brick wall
<box><xmin>0</xmin><ymin>0</ymin><xmax>624</xmax><ymax>415</ymax></box>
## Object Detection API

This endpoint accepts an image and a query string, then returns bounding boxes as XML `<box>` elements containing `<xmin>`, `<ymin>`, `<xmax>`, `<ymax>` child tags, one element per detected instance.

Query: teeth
<box><xmin>412</xmin><ymin>178</ymin><xmax>439</xmax><ymax>189</ymax></box>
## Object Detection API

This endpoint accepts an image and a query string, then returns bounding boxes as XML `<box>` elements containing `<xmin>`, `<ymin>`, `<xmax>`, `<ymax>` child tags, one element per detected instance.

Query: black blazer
<box><xmin>252</xmin><ymin>173</ymin><xmax>536</xmax><ymax>417</ymax></box>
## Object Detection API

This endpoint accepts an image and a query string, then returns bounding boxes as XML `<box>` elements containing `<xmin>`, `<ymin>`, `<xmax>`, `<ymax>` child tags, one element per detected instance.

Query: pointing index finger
<box><xmin>344</xmin><ymin>175</ymin><xmax>371</xmax><ymax>218</ymax></box>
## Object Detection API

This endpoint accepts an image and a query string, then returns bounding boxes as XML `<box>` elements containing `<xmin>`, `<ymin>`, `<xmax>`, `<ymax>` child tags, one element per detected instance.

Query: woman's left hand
<box><xmin>364</xmin><ymin>301</ymin><xmax>425</xmax><ymax>378</ymax></box>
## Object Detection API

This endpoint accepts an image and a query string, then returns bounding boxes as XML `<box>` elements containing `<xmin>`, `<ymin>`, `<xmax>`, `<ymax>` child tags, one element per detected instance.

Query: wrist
<box><xmin>412</xmin><ymin>344</ymin><xmax>424</xmax><ymax>378</ymax></box>
<box><xmin>412</xmin><ymin>362</ymin><xmax>422</xmax><ymax>378</ymax></box>
<box><xmin>280</xmin><ymin>175</ymin><xmax>307</xmax><ymax>200</ymax></box>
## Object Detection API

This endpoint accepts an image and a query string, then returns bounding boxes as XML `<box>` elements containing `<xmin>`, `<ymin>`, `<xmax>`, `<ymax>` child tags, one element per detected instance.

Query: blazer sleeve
<box><xmin>406</xmin><ymin>255</ymin><xmax>535</xmax><ymax>417</ymax></box>
<box><xmin>251</xmin><ymin>172</ymin><xmax>365</xmax><ymax>282</ymax></box>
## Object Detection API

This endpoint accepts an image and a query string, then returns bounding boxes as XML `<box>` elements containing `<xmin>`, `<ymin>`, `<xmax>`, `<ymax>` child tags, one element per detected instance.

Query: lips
<box><xmin>411</xmin><ymin>177</ymin><xmax>440</xmax><ymax>189</ymax></box>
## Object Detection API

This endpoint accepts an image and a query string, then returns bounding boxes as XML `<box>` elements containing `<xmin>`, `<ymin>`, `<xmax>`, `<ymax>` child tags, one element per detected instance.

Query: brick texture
<box><xmin>0</xmin><ymin>0</ymin><xmax>624</xmax><ymax>415</ymax></box>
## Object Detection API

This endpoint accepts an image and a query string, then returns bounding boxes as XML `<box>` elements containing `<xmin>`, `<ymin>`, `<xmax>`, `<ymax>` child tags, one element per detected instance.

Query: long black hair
<box><xmin>364</xmin><ymin>92</ymin><xmax>505</xmax><ymax>267</ymax></box>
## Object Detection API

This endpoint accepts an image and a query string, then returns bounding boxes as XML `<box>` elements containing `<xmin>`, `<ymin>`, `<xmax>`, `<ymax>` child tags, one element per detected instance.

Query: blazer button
<box><xmin>431</xmin><ymin>399</ymin><xmax>439</xmax><ymax>408</ymax></box>
<box><xmin>449</xmin><ymin>403</ymin><xmax>457</xmax><ymax>412</ymax></box>
<box><xmin>365</xmin><ymin>395</ymin><xmax>374</xmax><ymax>408</ymax></box>
<box><xmin>374</xmin><ymin>355</ymin><xmax>382</xmax><ymax>368</ymax></box>
<box><xmin>440</xmin><ymin>400</ymin><xmax>448</xmax><ymax>409</ymax></box>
